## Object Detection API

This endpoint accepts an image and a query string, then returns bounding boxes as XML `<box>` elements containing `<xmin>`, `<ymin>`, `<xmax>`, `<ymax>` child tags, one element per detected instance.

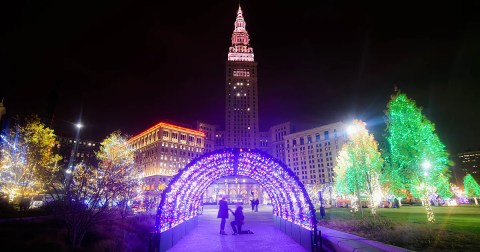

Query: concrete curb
<box><xmin>319</xmin><ymin>226</ymin><xmax>414</xmax><ymax>252</ymax></box>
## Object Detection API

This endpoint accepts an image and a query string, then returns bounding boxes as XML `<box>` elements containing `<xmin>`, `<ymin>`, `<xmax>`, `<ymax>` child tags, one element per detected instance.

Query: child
<box><xmin>229</xmin><ymin>203</ymin><xmax>254</xmax><ymax>235</ymax></box>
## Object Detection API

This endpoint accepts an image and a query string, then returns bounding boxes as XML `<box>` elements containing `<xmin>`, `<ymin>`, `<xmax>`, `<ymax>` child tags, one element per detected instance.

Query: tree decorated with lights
<box><xmin>95</xmin><ymin>130</ymin><xmax>143</xmax><ymax>219</ymax></box>
<box><xmin>305</xmin><ymin>182</ymin><xmax>322</xmax><ymax>207</ymax></box>
<box><xmin>0</xmin><ymin>116</ymin><xmax>61</xmax><ymax>208</ymax></box>
<box><xmin>384</xmin><ymin>91</ymin><xmax>451</xmax><ymax>222</ymax></box>
<box><xmin>334</xmin><ymin>119</ymin><xmax>383</xmax><ymax>216</ymax></box>
<box><xmin>464</xmin><ymin>174</ymin><xmax>480</xmax><ymax>205</ymax></box>
<box><xmin>57</xmin><ymin>131</ymin><xmax>142</xmax><ymax>248</ymax></box>
<box><xmin>381</xmin><ymin>149</ymin><xmax>406</xmax><ymax>206</ymax></box>
<box><xmin>0</xmin><ymin>126</ymin><xmax>30</xmax><ymax>203</ymax></box>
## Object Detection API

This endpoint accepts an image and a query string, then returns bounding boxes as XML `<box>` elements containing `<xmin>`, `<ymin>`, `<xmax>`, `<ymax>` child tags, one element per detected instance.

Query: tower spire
<box><xmin>228</xmin><ymin>4</ymin><xmax>254</xmax><ymax>62</ymax></box>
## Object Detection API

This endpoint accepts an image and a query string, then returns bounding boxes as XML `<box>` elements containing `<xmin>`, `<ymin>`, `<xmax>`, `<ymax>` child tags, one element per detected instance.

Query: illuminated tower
<box><xmin>225</xmin><ymin>5</ymin><xmax>259</xmax><ymax>148</ymax></box>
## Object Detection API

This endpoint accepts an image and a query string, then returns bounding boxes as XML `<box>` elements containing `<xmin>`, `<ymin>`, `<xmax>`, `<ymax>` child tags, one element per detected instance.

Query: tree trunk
<box><xmin>370</xmin><ymin>195</ymin><xmax>377</xmax><ymax>216</ymax></box>
<box><xmin>356</xmin><ymin>188</ymin><xmax>364</xmax><ymax>217</ymax></box>
<box><xmin>422</xmin><ymin>192</ymin><xmax>435</xmax><ymax>223</ymax></box>
<box><xmin>474</xmin><ymin>197</ymin><xmax>478</xmax><ymax>205</ymax></box>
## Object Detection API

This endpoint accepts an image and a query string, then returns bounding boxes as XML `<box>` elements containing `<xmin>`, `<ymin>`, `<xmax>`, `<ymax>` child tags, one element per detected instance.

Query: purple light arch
<box><xmin>154</xmin><ymin>148</ymin><xmax>317</xmax><ymax>233</ymax></box>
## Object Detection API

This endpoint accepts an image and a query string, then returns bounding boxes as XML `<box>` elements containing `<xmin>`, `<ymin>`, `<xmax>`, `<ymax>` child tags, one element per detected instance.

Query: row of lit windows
<box><xmin>286</xmin><ymin>129</ymin><xmax>341</xmax><ymax>145</ymax></box>
<box><xmin>162</xmin><ymin>131</ymin><xmax>202</xmax><ymax>145</ymax></box>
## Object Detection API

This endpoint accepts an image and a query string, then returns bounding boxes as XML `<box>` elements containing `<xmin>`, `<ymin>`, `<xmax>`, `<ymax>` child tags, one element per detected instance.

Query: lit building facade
<box><xmin>128</xmin><ymin>122</ymin><xmax>205</xmax><ymax>196</ymax></box>
<box><xmin>225</xmin><ymin>6</ymin><xmax>259</xmax><ymax>149</ymax></box>
<box><xmin>257</xmin><ymin>131</ymin><xmax>269</xmax><ymax>154</ymax></box>
<box><xmin>268</xmin><ymin>122</ymin><xmax>293</xmax><ymax>164</ymax></box>
<box><xmin>203</xmin><ymin>175</ymin><xmax>268</xmax><ymax>205</ymax></box>
<box><xmin>215</xmin><ymin>131</ymin><xmax>226</xmax><ymax>150</ymax></box>
<box><xmin>456</xmin><ymin>150</ymin><xmax>480</xmax><ymax>185</ymax></box>
<box><xmin>54</xmin><ymin>136</ymin><xmax>99</xmax><ymax>168</ymax></box>
<box><xmin>196</xmin><ymin>121</ymin><xmax>216</xmax><ymax>154</ymax></box>
<box><xmin>283</xmin><ymin>122</ymin><xmax>348</xmax><ymax>185</ymax></box>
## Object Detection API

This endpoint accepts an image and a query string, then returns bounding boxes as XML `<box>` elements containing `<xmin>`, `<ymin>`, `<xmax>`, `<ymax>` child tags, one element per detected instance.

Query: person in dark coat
<box><xmin>250</xmin><ymin>199</ymin><xmax>255</xmax><ymax>211</ymax></box>
<box><xmin>217</xmin><ymin>196</ymin><xmax>229</xmax><ymax>235</ymax></box>
<box><xmin>320</xmin><ymin>206</ymin><xmax>326</xmax><ymax>219</ymax></box>
<box><xmin>229</xmin><ymin>203</ymin><xmax>254</xmax><ymax>235</ymax></box>
<box><xmin>254</xmin><ymin>198</ymin><xmax>259</xmax><ymax>212</ymax></box>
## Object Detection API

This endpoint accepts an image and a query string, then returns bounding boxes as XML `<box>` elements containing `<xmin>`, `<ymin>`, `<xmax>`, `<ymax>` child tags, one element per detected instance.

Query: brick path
<box><xmin>167</xmin><ymin>204</ymin><xmax>308</xmax><ymax>252</ymax></box>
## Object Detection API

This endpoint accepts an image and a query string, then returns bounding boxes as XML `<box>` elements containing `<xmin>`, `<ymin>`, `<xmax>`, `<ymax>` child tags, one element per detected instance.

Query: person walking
<box><xmin>229</xmin><ymin>203</ymin><xmax>254</xmax><ymax>235</ymax></box>
<box><xmin>250</xmin><ymin>199</ymin><xmax>255</xmax><ymax>212</ymax></box>
<box><xmin>254</xmin><ymin>198</ymin><xmax>259</xmax><ymax>212</ymax></box>
<box><xmin>217</xmin><ymin>196</ymin><xmax>229</xmax><ymax>235</ymax></box>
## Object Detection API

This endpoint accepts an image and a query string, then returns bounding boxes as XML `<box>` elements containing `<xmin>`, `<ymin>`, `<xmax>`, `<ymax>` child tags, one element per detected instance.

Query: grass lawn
<box><xmin>318</xmin><ymin>205</ymin><xmax>480</xmax><ymax>251</ymax></box>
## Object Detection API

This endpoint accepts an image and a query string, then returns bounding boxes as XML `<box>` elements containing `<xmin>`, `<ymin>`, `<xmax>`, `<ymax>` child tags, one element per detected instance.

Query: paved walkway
<box><xmin>167</xmin><ymin>204</ymin><xmax>308</xmax><ymax>252</ymax></box>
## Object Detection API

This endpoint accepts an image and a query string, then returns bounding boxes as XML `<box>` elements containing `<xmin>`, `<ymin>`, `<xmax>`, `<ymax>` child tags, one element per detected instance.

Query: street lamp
<box><xmin>422</xmin><ymin>160</ymin><xmax>431</xmax><ymax>177</ymax></box>
<box><xmin>67</xmin><ymin>122</ymin><xmax>83</xmax><ymax>174</ymax></box>
<box><xmin>346</xmin><ymin>125</ymin><xmax>359</xmax><ymax>136</ymax></box>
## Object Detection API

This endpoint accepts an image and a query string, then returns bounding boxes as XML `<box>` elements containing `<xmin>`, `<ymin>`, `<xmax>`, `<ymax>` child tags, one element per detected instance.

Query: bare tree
<box><xmin>46</xmin><ymin>131</ymin><xmax>142</xmax><ymax>248</ymax></box>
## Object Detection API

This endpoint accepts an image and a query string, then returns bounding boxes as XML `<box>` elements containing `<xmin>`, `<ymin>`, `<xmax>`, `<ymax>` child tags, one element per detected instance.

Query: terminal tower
<box><xmin>225</xmin><ymin>5</ymin><xmax>259</xmax><ymax>149</ymax></box>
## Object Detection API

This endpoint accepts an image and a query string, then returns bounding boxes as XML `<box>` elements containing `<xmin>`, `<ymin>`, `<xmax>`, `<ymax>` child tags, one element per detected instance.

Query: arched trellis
<box><xmin>154</xmin><ymin>148</ymin><xmax>317</xmax><ymax>234</ymax></box>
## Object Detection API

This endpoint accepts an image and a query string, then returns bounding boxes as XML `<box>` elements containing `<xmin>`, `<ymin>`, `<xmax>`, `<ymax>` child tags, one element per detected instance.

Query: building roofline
<box><xmin>128</xmin><ymin>122</ymin><xmax>205</xmax><ymax>143</ymax></box>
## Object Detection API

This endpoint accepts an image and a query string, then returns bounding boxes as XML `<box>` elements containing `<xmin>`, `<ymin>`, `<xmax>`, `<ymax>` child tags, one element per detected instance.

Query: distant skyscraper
<box><xmin>456</xmin><ymin>150</ymin><xmax>480</xmax><ymax>185</ymax></box>
<box><xmin>225</xmin><ymin>5</ymin><xmax>259</xmax><ymax>149</ymax></box>
<box><xmin>54</xmin><ymin>136</ymin><xmax>99</xmax><ymax>169</ymax></box>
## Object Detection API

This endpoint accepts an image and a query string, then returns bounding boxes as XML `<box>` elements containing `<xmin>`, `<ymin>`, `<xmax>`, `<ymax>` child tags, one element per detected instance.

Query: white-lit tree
<box><xmin>53</xmin><ymin>130</ymin><xmax>142</xmax><ymax>248</ymax></box>
<box><xmin>334</xmin><ymin>119</ymin><xmax>384</xmax><ymax>216</ymax></box>
<box><xmin>0</xmin><ymin>116</ymin><xmax>61</xmax><ymax>209</ymax></box>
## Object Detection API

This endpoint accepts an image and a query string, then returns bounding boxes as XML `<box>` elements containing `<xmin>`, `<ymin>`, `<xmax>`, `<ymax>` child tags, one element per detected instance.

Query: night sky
<box><xmin>1</xmin><ymin>0</ymin><xmax>479</xmax><ymax>155</ymax></box>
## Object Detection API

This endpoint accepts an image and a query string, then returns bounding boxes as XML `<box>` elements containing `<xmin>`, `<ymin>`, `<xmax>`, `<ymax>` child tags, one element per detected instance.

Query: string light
<box><xmin>154</xmin><ymin>148</ymin><xmax>317</xmax><ymax>233</ymax></box>
<box><xmin>464</xmin><ymin>174</ymin><xmax>480</xmax><ymax>205</ymax></box>
<box><xmin>385</xmin><ymin>92</ymin><xmax>451</xmax><ymax>222</ymax></box>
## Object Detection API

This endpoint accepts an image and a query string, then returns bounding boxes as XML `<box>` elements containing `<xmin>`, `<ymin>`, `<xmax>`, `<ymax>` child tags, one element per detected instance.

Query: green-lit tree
<box><xmin>384</xmin><ymin>91</ymin><xmax>452</xmax><ymax>222</ymax></box>
<box><xmin>334</xmin><ymin>119</ymin><xmax>384</xmax><ymax>216</ymax></box>
<box><xmin>464</xmin><ymin>174</ymin><xmax>480</xmax><ymax>205</ymax></box>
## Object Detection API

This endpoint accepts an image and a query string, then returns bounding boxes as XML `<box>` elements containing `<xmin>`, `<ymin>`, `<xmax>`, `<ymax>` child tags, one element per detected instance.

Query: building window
<box><xmin>300</xmin><ymin>137</ymin><xmax>304</xmax><ymax>145</ymax></box>
<box><xmin>324</xmin><ymin>131</ymin><xmax>329</xmax><ymax>140</ymax></box>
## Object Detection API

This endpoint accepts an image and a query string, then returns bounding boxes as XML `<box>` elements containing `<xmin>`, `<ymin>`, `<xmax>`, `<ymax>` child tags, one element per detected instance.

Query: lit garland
<box><xmin>154</xmin><ymin>148</ymin><xmax>317</xmax><ymax>233</ymax></box>
<box><xmin>385</xmin><ymin>91</ymin><xmax>451</xmax><ymax>223</ymax></box>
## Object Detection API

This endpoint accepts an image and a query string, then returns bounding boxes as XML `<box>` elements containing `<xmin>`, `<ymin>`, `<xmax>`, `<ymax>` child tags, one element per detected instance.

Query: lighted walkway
<box><xmin>167</xmin><ymin>204</ymin><xmax>308</xmax><ymax>252</ymax></box>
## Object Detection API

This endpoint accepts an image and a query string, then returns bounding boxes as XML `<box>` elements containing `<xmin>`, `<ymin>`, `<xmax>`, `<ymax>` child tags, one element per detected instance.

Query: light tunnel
<box><xmin>154</xmin><ymin>148</ymin><xmax>318</xmax><ymax>234</ymax></box>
